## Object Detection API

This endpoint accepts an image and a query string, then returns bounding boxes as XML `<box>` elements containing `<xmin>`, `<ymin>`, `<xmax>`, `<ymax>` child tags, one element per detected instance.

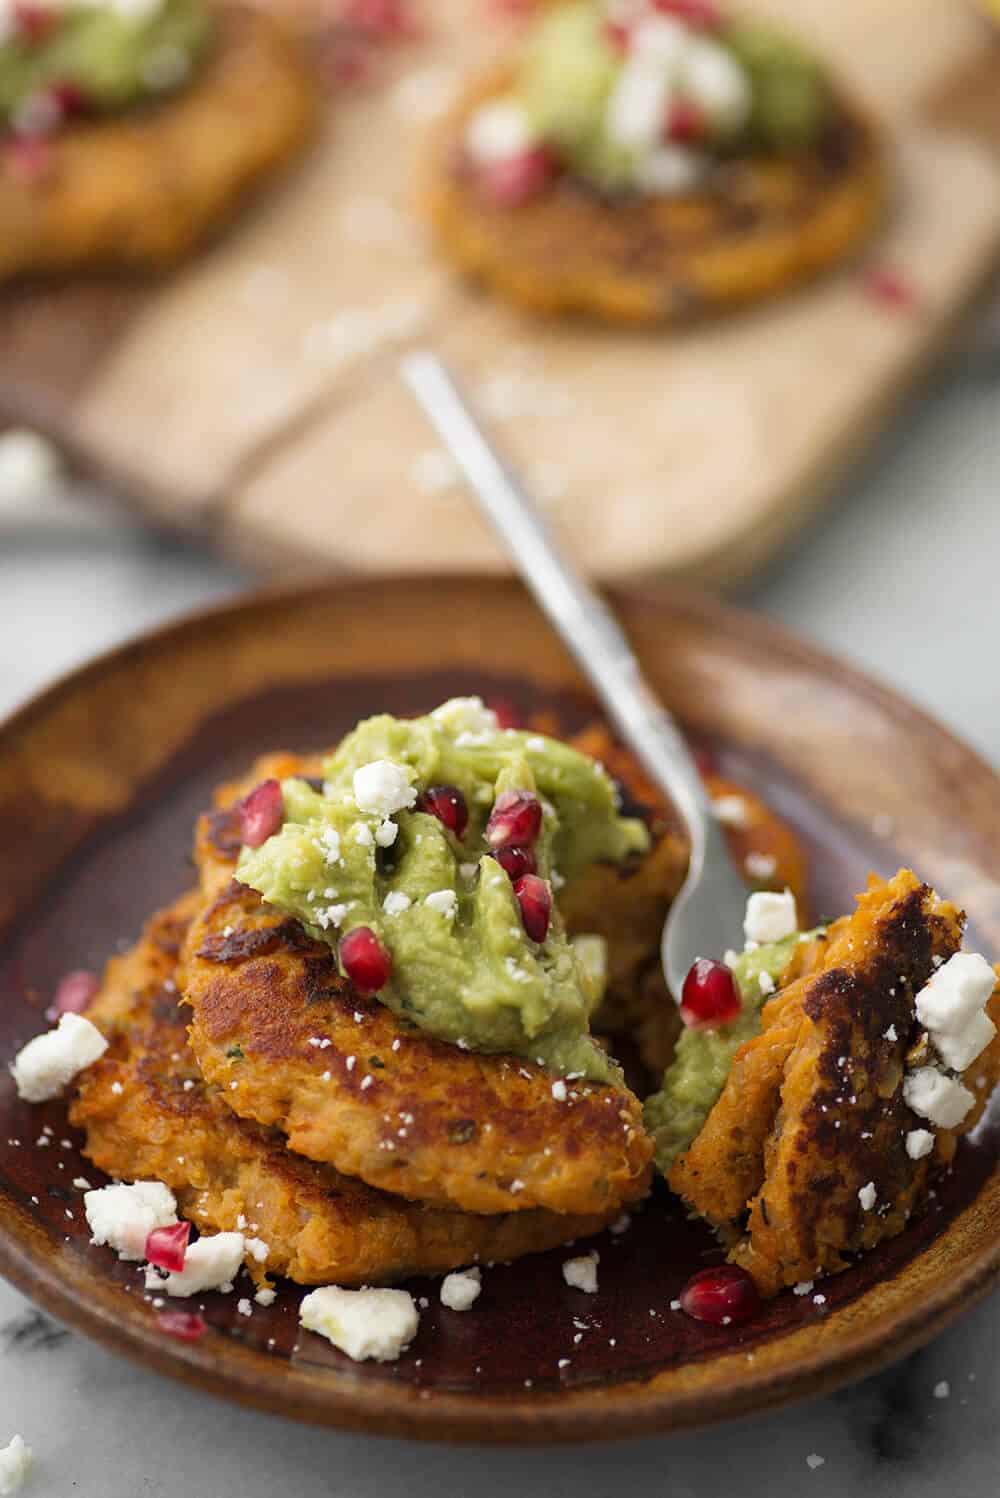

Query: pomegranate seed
<box><xmin>486</xmin><ymin>790</ymin><xmax>543</xmax><ymax>849</ymax></box>
<box><xmin>2</xmin><ymin>136</ymin><xmax>53</xmax><ymax>185</ymax></box>
<box><xmin>478</xmin><ymin>145</ymin><xmax>558</xmax><ymax>207</ymax></box>
<box><xmin>487</xmin><ymin>698</ymin><xmax>521</xmax><ymax>730</ymax></box>
<box><xmin>863</xmin><ymin>266</ymin><xmax>920</xmax><ymax>313</ymax></box>
<box><xmin>13</xmin><ymin>1</ymin><xmax>56</xmax><ymax>42</ymax></box>
<box><xmin>513</xmin><ymin>874</ymin><xmax>552</xmax><ymax>943</ymax></box>
<box><xmin>665</xmin><ymin>98</ymin><xmax>705</xmax><ymax>144</ymax></box>
<box><xmin>652</xmin><ymin>0</ymin><xmax>721</xmax><ymax>28</ymax></box>
<box><xmin>604</xmin><ymin>19</ymin><xmax>630</xmax><ymax>51</ymax></box>
<box><xmin>45</xmin><ymin>969</ymin><xmax>98</xmax><ymax>1023</ymax></box>
<box><xmin>237</xmin><ymin>779</ymin><xmax>284</xmax><ymax>849</ymax></box>
<box><xmin>157</xmin><ymin>1310</ymin><xmax>207</xmax><ymax>1343</ymax></box>
<box><xmin>417</xmin><ymin>784</ymin><xmax>469</xmax><ymax>839</ymax></box>
<box><xmin>145</xmin><ymin>1221</ymin><xmax>190</xmax><ymax>1273</ymax></box>
<box><xmin>679</xmin><ymin>1264</ymin><xmax>760</xmax><ymax>1325</ymax></box>
<box><xmin>491</xmin><ymin>845</ymin><xmax>537</xmax><ymax>881</ymax></box>
<box><xmin>679</xmin><ymin>959</ymin><xmax>741</xmax><ymax>1029</ymax></box>
<box><xmin>340</xmin><ymin>926</ymin><xmax>392</xmax><ymax>991</ymax></box>
<box><xmin>50</xmin><ymin>80</ymin><xmax>91</xmax><ymax>119</ymax></box>
<box><xmin>341</xmin><ymin>0</ymin><xmax>419</xmax><ymax>39</ymax></box>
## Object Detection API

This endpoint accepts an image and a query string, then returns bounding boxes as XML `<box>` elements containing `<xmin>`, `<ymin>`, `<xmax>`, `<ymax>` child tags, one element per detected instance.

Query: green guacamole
<box><xmin>511</xmin><ymin>0</ymin><xmax>831</xmax><ymax>193</ymax></box>
<box><xmin>237</xmin><ymin>699</ymin><xmax>649</xmax><ymax>1083</ymax></box>
<box><xmin>0</xmin><ymin>0</ymin><xmax>213</xmax><ymax>131</ymax></box>
<box><xmin>644</xmin><ymin>934</ymin><xmax>818</xmax><ymax>1175</ymax></box>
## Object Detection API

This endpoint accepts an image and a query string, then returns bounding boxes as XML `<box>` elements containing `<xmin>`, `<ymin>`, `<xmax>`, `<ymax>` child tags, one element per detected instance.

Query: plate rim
<box><xmin>0</xmin><ymin>573</ymin><xmax>997</xmax><ymax>1443</ymax></box>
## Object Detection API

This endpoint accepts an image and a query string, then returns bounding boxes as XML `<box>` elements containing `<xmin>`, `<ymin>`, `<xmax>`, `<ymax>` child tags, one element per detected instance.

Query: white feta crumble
<box><xmin>905</xmin><ymin>1128</ymin><xmax>935</xmax><ymax>1161</ymax></box>
<box><xmin>11</xmin><ymin>1014</ymin><xmax>108</xmax><ymax>1102</ymax></box>
<box><xmin>245</xmin><ymin>1238</ymin><xmax>269</xmax><ymax>1263</ymax></box>
<box><xmin>375</xmin><ymin>820</ymin><xmax>399</xmax><ymax>848</ymax></box>
<box><xmin>606</xmin><ymin>54</ymin><xmax>674</xmax><ymax>151</ymax></box>
<box><xmin>884</xmin><ymin>1024</ymin><xmax>898</xmax><ymax>1042</ymax></box>
<box><xmin>425</xmin><ymin>889</ymin><xmax>458</xmax><ymax>919</ymax></box>
<box><xmin>0</xmin><ymin>1435</ymin><xmax>32</xmax><ymax>1496</ymax></box>
<box><xmin>299</xmin><ymin>1286</ymin><xmax>418</xmax><ymax>1363</ymax></box>
<box><xmin>914</xmin><ymin>952</ymin><xmax>997</xmax><ymax>1072</ymax></box>
<box><xmin>793</xmin><ymin>1280</ymin><xmax>814</xmax><ymax>1296</ymax></box>
<box><xmin>745</xmin><ymin>850</ymin><xmax>778</xmax><ymax>881</ymax></box>
<box><xmin>681</xmin><ymin>36</ymin><xmax>751</xmax><ymax>134</ymax></box>
<box><xmin>713</xmin><ymin>794</ymin><xmax>749</xmax><ymax>827</ymax></box>
<box><xmin>933</xmin><ymin>1380</ymin><xmax>951</xmax><ymax>1399</ymax></box>
<box><xmin>352</xmin><ymin>760</ymin><xmax>416</xmax><ymax>819</ymax></box>
<box><xmin>383</xmin><ymin>891</ymin><xmax>412</xmax><ymax>917</ymax></box>
<box><xmin>562</xmin><ymin>1251</ymin><xmax>599</xmax><ymax>1295</ymax></box>
<box><xmin>758</xmin><ymin>971</ymin><xmax>776</xmax><ymax>997</ymax></box>
<box><xmin>146</xmin><ymin>1232</ymin><xmax>244</xmax><ymax>1297</ymax></box>
<box><xmin>237</xmin><ymin>1298</ymin><xmax>253</xmax><ymax>1318</ymax></box>
<box><xmin>551</xmin><ymin>1079</ymin><xmax>568</xmax><ymax>1102</ymax></box>
<box><xmin>464</xmin><ymin>98</ymin><xmax>537</xmax><ymax>164</ymax></box>
<box><xmin>255</xmin><ymin>1287</ymin><xmax>276</xmax><ymax>1307</ymax></box>
<box><xmin>858</xmin><ymin>1182</ymin><xmax>877</xmax><ymax>1212</ymax></box>
<box><xmin>805</xmin><ymin>1454</ymin><xmax>825</xmax><ymax>1471</ymax></box>
<box><xmin>744</xmin><ymin>890</ymin><xmax>797</xmax><ymax>945</ymax></box>
<box><xmin>903</xmin><ymin>1066</ymin><xmax>975</xmax><ymax>1129</ymax></box>
<box><xmin>440</xmin><ymin>1266</ymin><xmax>482</xmax><ymax>1312</ymax></box>
<box><xmin>431</xmin><ymin>697</ymin><xmax>499</xmax><ymax>737</ymax></box>
<box><xmin>353</xmin><ymin>821</ymin><xmax>374</xmax><ymax>847</ymax></box>
<box><xmin>84</xmin><ymin>1181</ymin><xmax>177</xmax><ymax>1261</ymax></box>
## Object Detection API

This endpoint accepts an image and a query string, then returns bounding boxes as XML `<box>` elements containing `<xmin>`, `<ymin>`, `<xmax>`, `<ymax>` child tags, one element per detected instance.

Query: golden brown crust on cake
<box><xmin>422</xmin><ymin>63</ymin><xmax>885</xmax><ymax>324</ymax></box>
<box><xmin>0</xmin><ymin>8</ymin><xmax>318</xmax><ymax>282</ymax></box>
<box><xmin>72</xmin><ymin>897</ymin><xmax>620</xmax><ymax>1285</ymax></box>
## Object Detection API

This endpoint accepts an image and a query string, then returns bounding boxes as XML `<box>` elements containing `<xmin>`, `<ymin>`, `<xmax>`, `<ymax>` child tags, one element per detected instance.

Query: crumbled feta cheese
<box><xmin>562</xmin><ymin>1252</ymin><xmax>599</xmax><ymax>1294</ymax></box>
<box><xmin>352</xmin><ymin>761</ymin><xmax>416</xmax><ymax>819</ymax></box>
<box><xmin>383</xmin><ymin>891</ymin><xmax>412</xmax><ymax>917</ymax></box>
<box><xmin>245</xmin><ymin>1238</ymin><xmax>269</xmax><ymax>1263</ymax></box>
<box><xmin>431</xmin><ymin>697</ymin><xmax>499</xmax><ymax>737</ymax></box>
<box><xmin>758</xmin><ymin>971</ymin><xmax>776</xmax><ymax>996</ymax></box>
<box><xmin>0</xmin><ymin>1435</ymin><xmax>32</xmax><ymax>1496</ymax></box>
<box><xmin>858</xmin><ymin>1181</ymin><xmax>877</xmax><ymax>1212</ymax></box>
<box><xmin>464</xmin><ymin>99</ymin><xmax>537</xmax><ymax>165</ymax></box>
<box><xmin>903</xmin><ymin>1066</ymin><xmax>975</xmax><ymax>1129</ymax></box>
<box><xmin>146</xmin><ymin>1232</ymin><xmax>244</xmax><ymax>1296</ymax></box>
<box><xmin>793</xmin><ymin>1280</ymin><xmax>814</xmax><ymax>1296</ymax></box>
<box><xmin>745</xmin><ymin>850</ymin><xmax>778</xmax><ymax>881</ymax></box>
<box><xmin>255</xmin><ymin>1287</ymin><xmax>276</xmax><ymax>1307</ymax></box>
<box><xmin>440</xmin><ymin>1266</ymin><xmax>482</xmax><ymax>1312</ymax></box>
<box><xmin>905</xmin><ymin>1128</ymin><xmax>935</xmax><ymax>1161</ymax></box>
<box><xmin>606</xmin><ymin>56</ymin><xmax>673</xmax><ymax>151</ymax></box>
<box><xmin>551</xmin><ymin>1079</ymin><xmax>567</xmax><ymax>1102</ymax></box>
<box><xmin>84</xmin><ymin>1181</ymin><xmax>177</xmax><ymax>1261</ymax></box>
<box><xmin>11</xmin><ymin>1014</ymin><xmax>108</xmax><ymax>1102</ymax></box>
<box><xmin>744</xmin><ymin>890</ymin><xmax>797</xmax><ymax>945</ymax></box>
<box><xmin>299</xmin><ymin>1286</ymin><xmax>418</xmax><ymax>1362</ymax></box>
<box><xmin>425</xmin><ymin>889</ymin><xmax>458</xmax><ymax>919</ymax></box>
<box><xmin>681</xmin><ymin>36</ymin><xmax>751</xmax><ymax>134</ymax></box>
<box><xmin>237</xmin><ymin>1298</ymin><xmax>253</xmax><ymax>1318</ymax></box>
<box><xmin>914</xmin><ymin>952</ymin><xmax>997</xmax><ymax>1072</ymax></box>
<box><xmin>805</xmin><ymin>1454</ymin><xmax>825</xmax><ymax>1471</ymax></box>
<box><xmin>933</xmin><ymin>1380</ymin><xmax>950</xmax><ymax>1399</ymax></box>
<box><xmin>375</xmin><ymin>819</ymin><xmax>399</xmax><ymax>848</ymax></box>
<box><xmin>634</xmin><ymin>144</ymin><xmax>704</xmax><ymax>195</ymax></box>
<box><xmin>353</xmin><ymin>822</ymin><xmax>374</xmax><ymax>847</ymax></box>
<box><xmin>459</xmin><ymin>861</ymin><xmax>479</xmax><ymax>881</ymax></box>
<box><xmin>713</xmin><ymin>795</ymin><xmax>749</xmax><ymax>827</ymax></box>
<box><xmin>884</xmin><ymin>1024</ymin><xmax>898</xmax><ymax>1042</ymax></box>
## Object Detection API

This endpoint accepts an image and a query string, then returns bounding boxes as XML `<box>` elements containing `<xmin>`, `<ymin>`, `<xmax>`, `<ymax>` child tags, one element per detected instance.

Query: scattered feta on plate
<box><xmin>562</xmin><ymin>1251</ymin><xmax>599</xmax><ymax>1295</ymax></box>
<box><xmin>352</xmin><ymin>761</ymin><xmax>416</xmax><ymax>819</ymax></box>
<box><xmin>299</xmin><ymin>1286</ymin><xmax>419</xmax><ymax>1362</ymax></box>
<box><xmin>914</xmin><ymin>952</ymin><xmax>997</xmax><ymax>1072</ymax></box>
<box><xmin>146</xmin><ymin>1232</ymin><xmax>245</xmax><ymax>1296</ymax></box>
<box><xmin>0</xmin><ymin>1435</ymin><xmax>32</xmax><ymax>1496</ymax></box>
<box><xmin>11</xmin><ymin>1014</ymin><xmax>107</xmax><ymax>1102</ymax></box>
<box><xmin>440</xmin><ymin>1267</ymin><xmax>482</xmax><ymax>1312</ymax></box>
<box><xmin>84</xmin><ymin>1181</ymin><xmax>177</xmax><ymax>1262</ymax></box>
<box><xmin>902</xmin><ymin>1066</ymin><xmax>975</xmax><ymax>1130</ymax></box>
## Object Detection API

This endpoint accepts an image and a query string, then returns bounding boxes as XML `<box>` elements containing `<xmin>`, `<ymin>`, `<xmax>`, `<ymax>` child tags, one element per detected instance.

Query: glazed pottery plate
<box><xmin>0</xmin><ymin>578</ymin><xmax>997</xmax><ymax>1442</ymax></box>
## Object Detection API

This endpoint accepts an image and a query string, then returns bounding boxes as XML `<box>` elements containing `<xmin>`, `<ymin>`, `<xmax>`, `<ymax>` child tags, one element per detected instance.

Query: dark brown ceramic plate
<box><xmin>0</xmin><ymin>577</ymin><xmax>997</xmax><ymax>1442</ymax></box>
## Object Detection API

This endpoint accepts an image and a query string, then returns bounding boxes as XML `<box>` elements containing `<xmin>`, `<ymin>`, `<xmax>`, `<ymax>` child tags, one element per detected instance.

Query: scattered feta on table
<box><xmin>440</xmin><ymin>1267</ymin><xmax>482</xmax><ymax>1312</ymax></box>
<box><xmin>146</xmin><ymin>1232</ymin><xmax>244</xmax><ymax>1296</ymax></box>
<box><xmin>744</xmin><ymin>890</ymin><xmax>797</xmax><ymax>945</ymax></box>
<box><xmin>0</xmin><ymin>1436</ymin><xmax>32</xmax><ymax>1496</ymax></box>
<box><xmin>84</xmin><ymin>1181</ymin><xmax>177</xmax><ymax>1261</ymax></box>
<box><xmin>11</xmin><ymin>1014</ymin><xmax>107</xmax><ymax>1102</ymax></box>
<box><xmin>562</xmin><ymin>1251</ymin><xmax>599</xmax><ymax>1295</ymax></box>
<box><xmin>299</xmin><ymin>1286</ymin><xmax>418</xmax><ymax>1363</ymax></box>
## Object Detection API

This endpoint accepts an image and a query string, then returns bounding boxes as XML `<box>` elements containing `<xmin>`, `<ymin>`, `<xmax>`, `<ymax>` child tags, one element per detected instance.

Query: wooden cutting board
<box><xmin>2</xmin><ymin>0</ymin><xmax>1000</xmax><ymax>586</ymax></box>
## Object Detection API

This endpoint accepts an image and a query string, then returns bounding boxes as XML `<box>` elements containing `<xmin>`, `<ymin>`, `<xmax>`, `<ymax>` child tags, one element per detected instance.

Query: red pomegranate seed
<box><xmin>340</xmin><ymin>926</ymin><xmax>392</xmax><ymax>991</ymax></box>
<box><xmin>863</xmin><ymin>266</ymin><xmax>920</xmax><ymax>313</ymax></box>
<box><xmin>604</xmin><ymin>19</ymin><xmax>630</xmax><ymax>51</ymax></box>
<box><xmin>486</xmin><ymin>790</ymin><xmax>543</xmax><ymax>849</ymax></box>
<box><xmin>679</xmin><ymin>1264</ymin><xmax>760</xmax><ymax>1325</ymax></box>
<box><xmin>652</xmin><ymin>0</ymin><xmax>721</xmax><ymax>28</ymax></box>
<box><xmin>665</xmin><ymin>98</ymin><xmax>705</xmax><ymax>144</ymax></box>
<box><xmin>157</xmin><ymin>1310</ymin><xmax>207</xmax><ymax>1343</ymax></box>
<box><xmin>2</xmin><ymin>136</ymin><xmax>53</xmax><ymax>185</ymax></box>
<box><xmin>487</xmin><ymin>698</ymin><xmax>521</xmax><ymax>730</ymax></box>
<box><xmin>45</xmin><ymin>969</ymin><xmax>98</xmax><ymax>1022</ymax></box>
<box><xmin>491</xmin><ymin>845</ymin><xmax>537</xmax><ymax>881</ymax></box>
<box><xmin>50</xmin><ymin>80</ymin><xmax>91</xmax><ymax>119</ymax></box>
<box><xmin>417</xmin><ymin>784</ymin><xmax>469</xmax><ymax>839</ymax></box>
<box><xmin>13</xmin><ymin>1</ymin><xmax>56</xmax><ymax>42</ymax></box>
<box><xmin>513</xmin><ymin>874</ymin><xmax>552</xmax><ymax>943</ymax></box>
<box><xmin>679</xmin><ymin>959</ymin><xmax>741</xmax><ymax>1029</ymax></box>
<box><xmin>237</xmin><ymin>779</ymin><xmax>284</xmax><ymax>849</ymax></box>
<box><xmin>145</xmin><ymin>1221</ymin><xmax>191</xmax><ymax>1273</ymax></box>
<box><xmin>479</xmin><ymin>145</ymin><xmax>558</xmax><ymax>207</ymax></box>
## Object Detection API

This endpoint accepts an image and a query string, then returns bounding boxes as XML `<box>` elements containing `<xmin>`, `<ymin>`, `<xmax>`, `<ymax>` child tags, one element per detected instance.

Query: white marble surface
<box><xmin>0</xmin><ymin>364</ymin><xmax>998</xmax><ymax>1494</ymax></box>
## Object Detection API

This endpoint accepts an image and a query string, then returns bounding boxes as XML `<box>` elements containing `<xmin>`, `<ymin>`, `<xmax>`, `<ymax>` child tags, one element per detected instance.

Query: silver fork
<box><xmin>401</xmin><ymin>351</ymin><xmax>750</xmax><ymax>999</ymax></box>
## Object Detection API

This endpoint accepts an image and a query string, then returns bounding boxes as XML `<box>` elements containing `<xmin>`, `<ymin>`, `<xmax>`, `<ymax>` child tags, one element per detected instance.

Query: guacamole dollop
<box><xmin>236</xmin><ymin>699</ymin><xmax>649</xmax><ymax>1084</ymax></box>
<box><xmin>492</xmin><ymin>0</ymin><xmax>831</xmax><ymax>195</ymax></box>
<box><xmin>644</xmin><ymin>934</ymin><xmax>816</xmax><ymax>1175</ymax></box>
<box><xmin>0</xmin><ymin>0</ymin><xmax>213</xmax><ymax>132</ymax></box>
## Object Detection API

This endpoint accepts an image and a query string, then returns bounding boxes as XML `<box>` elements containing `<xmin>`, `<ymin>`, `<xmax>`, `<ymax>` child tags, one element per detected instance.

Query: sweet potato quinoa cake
<box><xmin>7</xmin><ymin>694</ymin><xmax>999</xmax><ymax>1364</ymax></box>
<box><xmin>0</xmin><ymin>2</ymin><xmax>318</xmax><ymax>281</ymax></box>
<box><xmin>424</xmin><ymin>0</ymin><xmax>884</xmax><ymax>323</ymax></box>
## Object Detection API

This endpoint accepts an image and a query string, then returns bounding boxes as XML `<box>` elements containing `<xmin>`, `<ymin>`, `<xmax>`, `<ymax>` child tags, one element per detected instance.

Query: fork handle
<box><xmin>400</xmin><ymin>352</ymin><xmax>710</xmax><ymax>849</ymax></box>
